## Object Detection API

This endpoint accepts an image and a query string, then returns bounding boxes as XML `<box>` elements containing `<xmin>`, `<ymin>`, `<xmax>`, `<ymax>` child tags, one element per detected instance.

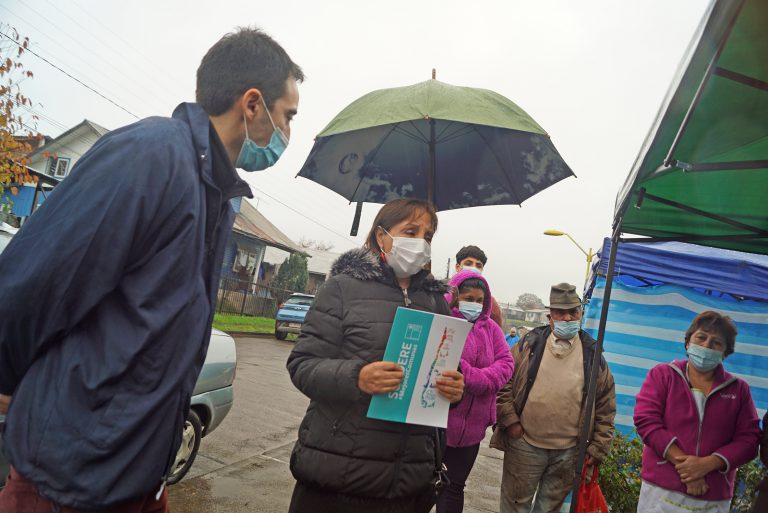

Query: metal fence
<box><xmin>216</xmin><ymin>278</ymin><xmax>298</xmax><ymax>317</ymax></box>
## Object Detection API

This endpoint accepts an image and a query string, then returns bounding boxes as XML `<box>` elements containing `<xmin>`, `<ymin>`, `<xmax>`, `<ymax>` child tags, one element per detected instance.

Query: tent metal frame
<box><xmin>635</xmin><ymin>189</ymin><xmax>768</xmax><ymax>236</ymax></box>
<box><xmin>570</xmin><ymin>1</ymin><xmax>766</xmax><ymax>510</ymax></box>
<box><xmin>663</xmin><ymin>0</ymin><xmax>747</xmax><ymax>168</ymax></box>
<box><xmin>669</xmin><ymin>159</ymin><xmax>768</xmax><ymax>172</ymax></box>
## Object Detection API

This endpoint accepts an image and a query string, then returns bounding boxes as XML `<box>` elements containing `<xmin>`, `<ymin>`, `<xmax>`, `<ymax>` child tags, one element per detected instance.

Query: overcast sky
<box><xmin>2</xmin><ymin>0</ymin><xmax>711</xmax><ymax>303</ymax></box>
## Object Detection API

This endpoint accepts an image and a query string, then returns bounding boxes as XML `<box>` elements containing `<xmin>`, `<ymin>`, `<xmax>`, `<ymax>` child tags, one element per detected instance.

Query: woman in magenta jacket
<box><xmin>438</xmin><ymin>270</ymin><xmax>514</xmax><ymax>513</ymax></box>
<box><xmin>634</xmin><ymin>310</ymin><xmax>760</xmax><ymax>512</ymax></box>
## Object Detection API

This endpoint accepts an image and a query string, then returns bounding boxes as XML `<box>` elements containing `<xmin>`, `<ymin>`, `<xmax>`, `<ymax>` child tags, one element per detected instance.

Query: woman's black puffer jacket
<box><xmin>287</xmin><ymin>248</ymin><xmax>451</xmax><ymax>499</ymax></box>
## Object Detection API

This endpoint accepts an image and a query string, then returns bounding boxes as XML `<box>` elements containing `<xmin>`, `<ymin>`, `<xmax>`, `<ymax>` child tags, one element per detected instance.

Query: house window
<box><xmin>54</xmin><ymin>158</ymin><xmax>70</xmax><ymax>178</ymax></box>
<box><xmin>46</xmin><ymin>156</ymin><xmax>56</xmax><ymax>175</ymax></box>
<box><xmin>233</xmin><ymin>247</ymin><xmax>260</xmax><ymax>275</ymax></box>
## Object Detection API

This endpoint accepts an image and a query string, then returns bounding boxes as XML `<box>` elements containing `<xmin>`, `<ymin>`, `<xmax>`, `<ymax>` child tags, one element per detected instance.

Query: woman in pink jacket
<box><xmin>438</xmin><ymin>270</ymin><xmax>514</xmax><ymax>513</ymax></box>
<box><xmin>634</xmin><ymin>310</ymin><xmax>760</xmax><ymax>512</ymax></box>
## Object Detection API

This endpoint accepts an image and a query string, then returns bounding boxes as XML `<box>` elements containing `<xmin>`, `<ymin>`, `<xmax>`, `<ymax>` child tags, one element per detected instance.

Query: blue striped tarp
<box><xmin>584</xmin><ymin>277</ymin><xmax>768</xmax><ymax>435</ymax></box>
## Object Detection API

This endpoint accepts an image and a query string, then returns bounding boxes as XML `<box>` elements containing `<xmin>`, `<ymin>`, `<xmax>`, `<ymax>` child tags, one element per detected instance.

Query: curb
<box><xmin>226</xmin><ymin>331</ymin><xmax>275</xmax><ymax>339</ymax></box>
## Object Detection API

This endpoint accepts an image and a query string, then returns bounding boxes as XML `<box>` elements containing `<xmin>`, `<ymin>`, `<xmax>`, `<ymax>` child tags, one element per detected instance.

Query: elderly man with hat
<box><xmin>490</xmin><ymin>283</ymin><xmax>616</xmax><ymax>513</ymax></box>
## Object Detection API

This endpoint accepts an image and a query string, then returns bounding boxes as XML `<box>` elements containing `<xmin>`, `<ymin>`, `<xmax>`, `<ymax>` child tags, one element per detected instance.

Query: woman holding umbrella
<box><xmin>286</xmin><ymin>198</ymin><xmax>465</xmax><ymax>513</ymax></box>
<box><xmin>634</xmin><ymin>311</ymin><xmax>760</xmax><ymax>512</ymax></box>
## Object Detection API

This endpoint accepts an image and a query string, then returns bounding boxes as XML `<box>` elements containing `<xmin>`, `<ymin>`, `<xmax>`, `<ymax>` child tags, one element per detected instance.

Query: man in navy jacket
<box><xmin>0</xmin><ymin>27</ymin><xmax>302</xmax><ymax>512</ymax></box>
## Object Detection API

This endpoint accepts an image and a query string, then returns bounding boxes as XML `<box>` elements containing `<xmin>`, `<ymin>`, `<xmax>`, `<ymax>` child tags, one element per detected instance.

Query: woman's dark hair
<box><xmin>196</xmin><ymin>27</ymin><xmax>305</xmax><ymax>115</ymax></box>
<box><xmin>685</xmin><ymin>310</ymin><xmax>737</xmax><ymax>356</ymax></box>
<box><xmin>458</xmin><ymin>278</ymin><xmax>486</xmax><ymax>295</ymax></box>
<box><xmin>364</xmin><ymin>199</ymin><xmax>438</xmax><ymax>253</ymax></box>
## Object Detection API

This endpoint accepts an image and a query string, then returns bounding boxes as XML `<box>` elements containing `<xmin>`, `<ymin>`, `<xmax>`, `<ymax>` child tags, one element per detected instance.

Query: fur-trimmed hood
<box><xmin>331</xmin><ymin>247</ymin><xmax>449</xmax><ymax>294</ymax></box>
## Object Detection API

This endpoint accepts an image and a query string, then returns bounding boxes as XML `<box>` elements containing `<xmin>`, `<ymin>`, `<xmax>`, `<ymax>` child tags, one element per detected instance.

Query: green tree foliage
<box><xmin>598</xmin><ymin>429</ymin><xmax>765</xmax><ymax>513</ymax></box>
<box><xmin>274</xmin><ymin>252</ymin><xmax>308</xmax><ymax>293</ymax></box>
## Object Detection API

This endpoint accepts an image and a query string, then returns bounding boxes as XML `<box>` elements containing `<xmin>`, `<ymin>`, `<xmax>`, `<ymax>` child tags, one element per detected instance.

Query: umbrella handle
<box><xmin>350</xmin><ymin>202</ymin><xmax>363</xmax><ymax>236</ymax></box>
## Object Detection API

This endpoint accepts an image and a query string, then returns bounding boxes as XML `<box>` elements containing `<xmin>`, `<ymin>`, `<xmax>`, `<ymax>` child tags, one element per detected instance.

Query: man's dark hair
<box><xmin>684</xmin><ymin>310</ymin><xmax>737</xmax><ymax>357</ymax></box>
<box><xmin>456</xmin><ymin>245</ymin><xmax>487</xmax><ymax>266</ymax></box>
<box><xmin>196</xmin><ymin>27</ymin><xmax>304</xmax><ymax>115</ymax></box>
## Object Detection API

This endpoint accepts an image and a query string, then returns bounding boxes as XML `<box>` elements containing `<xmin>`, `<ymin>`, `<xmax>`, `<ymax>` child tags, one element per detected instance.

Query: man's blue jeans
<box><xmin>500</xmin><ymin>437</ymin><xmax>577</xmax><ymax>513</ymax></box>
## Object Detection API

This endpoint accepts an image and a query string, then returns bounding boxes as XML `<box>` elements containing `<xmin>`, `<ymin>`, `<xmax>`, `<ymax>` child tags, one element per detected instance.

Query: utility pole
<box><xmin>445</xmin><ymin>258</ymin><xmax>451</xmax><ymax>279</ymax></box>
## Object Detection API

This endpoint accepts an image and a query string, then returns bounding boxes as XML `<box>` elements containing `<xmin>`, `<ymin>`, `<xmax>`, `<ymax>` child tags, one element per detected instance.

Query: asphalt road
<box><xmin>168</xmin><ymin>335</ymin><xmax>504</xmax><ymax>513</ymax></box>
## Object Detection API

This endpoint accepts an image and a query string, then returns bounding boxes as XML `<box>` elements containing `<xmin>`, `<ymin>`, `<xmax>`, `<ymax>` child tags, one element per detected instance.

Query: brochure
<box><xmin>367</xmin><ymin>307</ymin><xmax>471</xmax><ymax>428</ymax></box>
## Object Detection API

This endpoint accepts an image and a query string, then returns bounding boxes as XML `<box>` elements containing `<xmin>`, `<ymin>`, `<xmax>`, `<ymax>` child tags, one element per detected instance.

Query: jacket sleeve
<box><xmin>286</xmin><ymin>278</ymin><xmax>366</xmax><ymax>403</ymax></box>
<box><xmin>710</xmin><ymin>380</ymin><xmax>760</xmax><ymax>472</ymax></box>
<box><xmin>587</xmin><ymin>357</ymin><xmax>616</xmax><ymax>462</ymax></box>
<box><xmin>634</xmin><ymin>365</ymin><xmax>677</xmax><ymax>458</ymax></box>
<box><xmin>0</xmin><ymin>129</ymin><xmax>196</xmax><ymax>395</ymax></box>
<box><xmin>761</xmin><ymin>412</ymin><xmax>768</xmax><ymax>467</ymax></box>
<box><xmin>461</xmin><ymin>322</ymin><xmax>514</xmax><ymax>395</ymax></box>
<box><xmin>495</xmin><ymin>336</ymin><xmax>526</xmax><ymax>429</ymax></box>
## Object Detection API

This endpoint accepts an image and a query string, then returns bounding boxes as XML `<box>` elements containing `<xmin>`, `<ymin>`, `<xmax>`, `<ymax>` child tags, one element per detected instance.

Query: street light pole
<box><xmin>543</xmin><ymin>229</ymin><xmax>593</xmax><ymax>284</ymax></box>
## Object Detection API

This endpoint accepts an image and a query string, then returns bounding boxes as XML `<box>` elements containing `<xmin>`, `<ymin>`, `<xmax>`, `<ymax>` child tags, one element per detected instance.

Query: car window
<box><xmin>285</xmin><ymin>297</ymin><xmax>314</xmax><ymax>306</ymax></box>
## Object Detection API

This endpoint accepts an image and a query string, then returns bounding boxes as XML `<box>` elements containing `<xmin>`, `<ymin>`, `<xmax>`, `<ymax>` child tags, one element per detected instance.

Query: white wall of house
<box><xmin>524</xmin><ymin>309</ymin><xmax>549</xmax><ymax>324</ymax></box>
<box><xmin>27</xmin><ymin>124</ymin><xmax>106</xmax><ymax>179</ymax></box>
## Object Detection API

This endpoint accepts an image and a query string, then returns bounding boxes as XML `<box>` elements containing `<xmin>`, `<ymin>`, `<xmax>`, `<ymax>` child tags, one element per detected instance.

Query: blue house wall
<box><xmin>1</xmin><ymin>185</ymin><xmax>46</xmax><ymax>217</ymax></box>
<box><xmin>221</xmin><ymin>231</ymin><xmax>266</xmax><ymax>281</ymax></box>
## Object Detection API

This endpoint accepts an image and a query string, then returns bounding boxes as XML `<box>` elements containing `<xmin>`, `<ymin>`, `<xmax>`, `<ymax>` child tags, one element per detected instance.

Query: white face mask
<box><xmin>458</xmin><ymin>301</ymin><xmax>483</xmax><ymax>321</ymax></box>
<box><xmin>462</xmin><ymin>266</ymin><xmax>482</xmax><ymax>275</ymax></box>
<box><xmin>382</xmin><ymin>228</ymin><xmax>431</xmax><ymax>278</ymax></box>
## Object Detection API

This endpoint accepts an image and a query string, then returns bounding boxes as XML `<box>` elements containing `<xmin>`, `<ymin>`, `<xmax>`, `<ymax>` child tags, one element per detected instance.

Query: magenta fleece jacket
<box><xmin>634</xmin><ymin>359</ymin><xmax>760</xmax><ymax>501</ymax></box>
<box><xmin>444</xmin><ymin>270</ymin><xmax>514</xmax><ymax>447</ymax></box>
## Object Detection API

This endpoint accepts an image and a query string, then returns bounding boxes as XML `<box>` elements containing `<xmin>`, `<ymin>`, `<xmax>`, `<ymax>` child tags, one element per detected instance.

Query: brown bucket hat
<box><xmin>546</xmin><ymin>282</ymin><xmax>583</xmax><ymax>309</ymax></box>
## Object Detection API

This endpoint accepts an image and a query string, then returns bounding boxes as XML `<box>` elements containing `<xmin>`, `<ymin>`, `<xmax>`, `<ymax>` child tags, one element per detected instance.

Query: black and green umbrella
<box><xmin>297</xmin><ymin>77</ymin><xmax>574</xmax><ymax>234</ymax></box>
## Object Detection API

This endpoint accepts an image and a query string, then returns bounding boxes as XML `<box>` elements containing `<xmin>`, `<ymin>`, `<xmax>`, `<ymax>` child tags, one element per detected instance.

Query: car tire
<box><xmin>167</xmin><ymin>410</ymin><xmax>202</xmax><ymax>485</ymax></box>
<box><xmin>275</xmin><ymin>324</ymin><xmax>287</xmax><ymax>340</ymax></box>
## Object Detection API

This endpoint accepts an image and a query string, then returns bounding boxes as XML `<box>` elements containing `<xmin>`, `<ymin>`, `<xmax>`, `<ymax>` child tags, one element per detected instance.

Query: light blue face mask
<box><xmin>553</xmin><ymin>320</ymin><xmax>580</xmax><ymax>339</ymax></box>
<box><xmin>462</xmin><ymin>266</ymin><xmax>482</xmax><ymax>274</ymax></box>
<box><xmin>687</xmin><ymin>344</ymin><xmax>724</xmax><ymax>372</ymax></box>
<box><xmin>458</xmin><ymin>301</ymin><xmax>483</xmax><ymax>322</ymax></box>
<box><xmin>235</xmin><ymin>97</ymin><xmax>288</xmax><ymax>172</ymax></box>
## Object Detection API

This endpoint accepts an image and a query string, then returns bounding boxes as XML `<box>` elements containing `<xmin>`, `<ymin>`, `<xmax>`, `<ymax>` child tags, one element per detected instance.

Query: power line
<box><xmin>0</xmin><ymin>29</ymin><xmax>139</xmax><ymax>119</ymax></box>
<box><xmin>250</xmin><ymin>186</ymin><xmax>359</xmax><ymax>246</ymax></box>
<box><xmin>65</xmin><ymin>0</ymin><xmax>185</xmax><ymax>96</ymax></box>
<box><xmin>41</xmin><ymin>0</ymin><xmax>178</xmax><ymax>103</ymax></box>
<box><xmin>19</xmin><ymin>104</ymin><xmax>107</xmax><ymax>158</ymax></box>
<box><xmin>9</xmin><ymin>0</ymin><xmax>176</xmax><ymax>112</ymax></box>
<box><xmin>0</xmin><ymin>7</ymin><xmax>160</xmax><ymax>117</ymax></box>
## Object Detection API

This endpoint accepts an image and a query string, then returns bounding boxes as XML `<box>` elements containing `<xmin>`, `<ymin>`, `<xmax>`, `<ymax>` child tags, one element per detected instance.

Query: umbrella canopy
<box><xmin>614</xmin><ymin>0</ymin><xmax>768</xmax><ymax>254</ymax></box>
<box><xmin>298</xmin><ymin>78</ymin><xmax>573</xmax><ymax>216</ymax></box>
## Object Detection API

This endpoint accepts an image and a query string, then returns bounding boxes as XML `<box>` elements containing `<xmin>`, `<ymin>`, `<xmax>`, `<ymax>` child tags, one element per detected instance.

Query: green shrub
<box><xmin>598</xmin><ymin>429</ymin><xmax>765</xmax><ymax>513</ymax></box>
<box><xmin>732</xmin><ymin>459</ymin><xmax>764</xmax><ymax>513</ymax></box>
<box><xmin>598</xmin><ymin>431</ymin><xmax>643</xmax><ymax>513</ymax></box>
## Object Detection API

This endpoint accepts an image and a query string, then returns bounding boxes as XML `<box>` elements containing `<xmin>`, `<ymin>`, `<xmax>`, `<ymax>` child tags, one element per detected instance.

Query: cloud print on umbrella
<box><xmin>298</xmin><ymin>79</ymin><xmax>574</xmax><ymax>212</ymax></box>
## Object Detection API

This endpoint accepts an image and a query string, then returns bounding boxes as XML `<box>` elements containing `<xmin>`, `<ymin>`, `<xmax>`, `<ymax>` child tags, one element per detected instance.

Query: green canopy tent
<box><xmin>571</xmin><ymin>1</ymin><xmax>768</xmax><ymax>511</ymax></box>
<box><xmin>615</xmin><ymin>0</ymin><xmax>768</xmax><ymax>252</ymax></box>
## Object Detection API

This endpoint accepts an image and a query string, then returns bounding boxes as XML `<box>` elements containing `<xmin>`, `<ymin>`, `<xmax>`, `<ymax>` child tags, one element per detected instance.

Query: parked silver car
<box><xmin>0</xmin><ymin>223</ymin><xmax>17</xmax><ymax>255</ymax></box>
<box><xmin>0</xmin><ymin>328</ymin><xmax>237</xmax><ymax>488</ymax></box>
<box><xmin>167</xmin><ymin>328</ymin><xmax>236</xmax><ymax>484</ymax></box>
